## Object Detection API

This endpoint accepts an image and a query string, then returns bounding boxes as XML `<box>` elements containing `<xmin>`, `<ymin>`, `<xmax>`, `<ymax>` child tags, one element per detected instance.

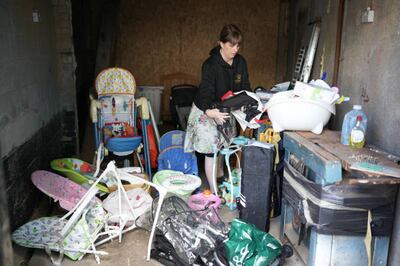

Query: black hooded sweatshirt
<box><xmin>194</xmin><ymin>46</ymin><xmax>251</xmax><ymax>112</ymax></box>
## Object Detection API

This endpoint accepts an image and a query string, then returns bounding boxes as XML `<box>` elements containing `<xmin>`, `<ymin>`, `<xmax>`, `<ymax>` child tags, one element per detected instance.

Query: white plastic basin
<box><xmin>266</xmin><ymin>91</ymin><xmax>335</xmax><ymax>134</ymax></box>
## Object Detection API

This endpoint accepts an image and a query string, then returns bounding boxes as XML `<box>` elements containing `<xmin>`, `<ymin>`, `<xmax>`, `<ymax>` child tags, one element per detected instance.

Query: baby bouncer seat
<box><xmin>91</xmin><ymin>68</ymin><xmax>154</xmax><ymax>175</ymax></box>
<box><xmin>13</xmin><ymin>160</ymin><xmax>168</xmax><ymax>265</ymax></box>
<box><xmin>157</xmin><ymin>130</ymin><xmax>198</xmax><ymax>175</ymax></box>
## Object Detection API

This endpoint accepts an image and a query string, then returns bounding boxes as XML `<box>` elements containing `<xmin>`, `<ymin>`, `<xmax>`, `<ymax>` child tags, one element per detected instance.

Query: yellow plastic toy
<box><xmin>259</xmin><ymin>127</ymin><xmax>281</xmax><ymax>166</ymax></box>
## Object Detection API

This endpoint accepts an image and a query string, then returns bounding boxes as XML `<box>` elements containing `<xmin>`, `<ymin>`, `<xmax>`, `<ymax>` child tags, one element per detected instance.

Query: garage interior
<box><xmin>1</xmin><ymin>0</ymin><xmax>400</xmax><ymax>265</ymax></box>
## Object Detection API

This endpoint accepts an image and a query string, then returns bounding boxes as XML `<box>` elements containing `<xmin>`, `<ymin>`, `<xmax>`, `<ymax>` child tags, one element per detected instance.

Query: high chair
<box><xmin>90</xmin><ymin>67</ymin><xmax>157</xmax><ymax>177</ymax></box>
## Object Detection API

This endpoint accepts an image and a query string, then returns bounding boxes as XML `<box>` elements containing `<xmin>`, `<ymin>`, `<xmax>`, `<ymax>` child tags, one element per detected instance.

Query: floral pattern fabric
<box><xmin>184</xmin><ymin>104</ymin><xmax>228</xmax><ymax>154</ymax></box>
<box><xmin>95</xmin><ymin>68</ymin><xmax>136</xmax><ymax>95</ymax></box>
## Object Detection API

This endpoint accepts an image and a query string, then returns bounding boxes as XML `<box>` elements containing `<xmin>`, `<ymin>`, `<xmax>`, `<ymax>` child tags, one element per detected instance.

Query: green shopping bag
<box><xmin>224</xmin><ymin>219</ymin><xmax>282</xmax><ymax>266</ymax></box>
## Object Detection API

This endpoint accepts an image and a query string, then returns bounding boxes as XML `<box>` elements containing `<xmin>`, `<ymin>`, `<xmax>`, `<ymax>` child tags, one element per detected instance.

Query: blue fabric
<box><xmin>158</xmin><ymin>130</ymin><xmax>198</xmax><ymax>175</ymax></box>
<box><xmin>159</xmin><ymin>130</ymin><xmax>186</xmax><ymax>152</ymax></box>
<box><xmin>106</xmin><ymin>136</ymin><xmax>142</xmax><ymax>153</ymax></box>
<box><xmin>158</xmin><ymin>147</ymin><xmax>198</xmax><ymax>175</ymax></box>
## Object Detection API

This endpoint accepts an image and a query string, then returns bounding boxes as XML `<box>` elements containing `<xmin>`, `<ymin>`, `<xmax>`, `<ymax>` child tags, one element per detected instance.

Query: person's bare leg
<box><xmin>205</xmin><ymin>156</ymin><xmax>217</xmax><ymax>194</ymax></box>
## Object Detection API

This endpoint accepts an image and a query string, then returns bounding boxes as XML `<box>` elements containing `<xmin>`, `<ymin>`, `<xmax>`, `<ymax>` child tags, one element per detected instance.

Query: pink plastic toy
<box><xmin>31</xmin><ymin>170</ymin><xmax>101</xmax><ymax>211</ymax></box>
<box><xmin>187</xmin><ymin>190</ymin><xmax>221</xmax><ymax>211</ymax></box>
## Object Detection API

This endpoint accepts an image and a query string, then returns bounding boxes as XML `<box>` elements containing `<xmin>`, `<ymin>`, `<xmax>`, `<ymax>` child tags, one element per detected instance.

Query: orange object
<box><xmin>125</xmin><ymin>123</ymin><xmax>135</xmax><ymax>137</ymax></box>
<box><xmin>203</xmin><ymin>189</ymin><xmax>212</xmax><ymax>197</ymax></box>
<box><xmin>80</xmin><ymin>163</ymin><xmax>93</xmax><ymax>173</ymax></box>
<box><xmin>147</xmin><ymin>124</ymin><xmax>158</xmax><ymax>169</ymax></box>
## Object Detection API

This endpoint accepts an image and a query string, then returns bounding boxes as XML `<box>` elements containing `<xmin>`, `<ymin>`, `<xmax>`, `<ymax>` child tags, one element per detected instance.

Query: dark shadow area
<box><xmin>71</xmin><ymin>0</ymin><xmax>120</xmax><ymax>152</ymax></box>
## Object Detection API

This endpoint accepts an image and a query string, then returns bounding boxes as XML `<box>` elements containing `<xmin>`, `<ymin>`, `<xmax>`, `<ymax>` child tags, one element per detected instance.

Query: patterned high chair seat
<box><xmin>94</xmin><ymin>68</ymin><xmax>142</xmax><ymax>156</ymax></box>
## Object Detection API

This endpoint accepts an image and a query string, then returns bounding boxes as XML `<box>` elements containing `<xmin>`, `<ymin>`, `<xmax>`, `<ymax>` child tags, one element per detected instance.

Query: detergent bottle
<box><xmin>349</xmin><ymin>116</ymin><xmax>366</xmax><ymax>148</ymax></box>
<box><xmin>340</xmin><ymin>105</ymin><xmax>367</xmax><ymax>145</ymax></box>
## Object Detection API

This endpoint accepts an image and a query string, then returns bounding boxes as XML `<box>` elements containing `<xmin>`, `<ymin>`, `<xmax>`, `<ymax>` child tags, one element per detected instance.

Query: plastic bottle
<box><xmin>340</xmin><ymin>105</ymin><xmax>368</xmax><ymax>145</ymax></box>
<box><xmin>349</xmin><ymin>116</ymin><xmax>366</xmax><ymax>148</ymax></box>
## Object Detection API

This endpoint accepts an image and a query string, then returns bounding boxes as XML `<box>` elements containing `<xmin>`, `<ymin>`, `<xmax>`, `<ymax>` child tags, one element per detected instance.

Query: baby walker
<box><xmin>212</xmin><ymin>136</ymin><xmax>249</xmax><ymax>210</ymax></box>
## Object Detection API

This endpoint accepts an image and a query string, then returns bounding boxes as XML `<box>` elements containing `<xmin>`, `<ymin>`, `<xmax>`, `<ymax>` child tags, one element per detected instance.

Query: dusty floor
<box><xmin>12</xmin><ymin>122</ymin><xmax>305</xmax><ymax>265</ymax></box>
<box><xmin>14</xmin><ymin>207</ymin><xmax>304</xmax><ymax>266</ymax></box>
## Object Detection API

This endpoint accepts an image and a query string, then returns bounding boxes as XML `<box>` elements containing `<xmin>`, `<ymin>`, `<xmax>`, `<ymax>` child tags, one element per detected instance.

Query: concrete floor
<box><xmin>28</xmin><ymin>229</ymin><xmax>161</xmax><ymax>266</ymax></box>
<box><xmin>17</xmin><ymin>206</ymin><xmax>304</xmax><ymax>266</ymax></box>
<box><xmin>13</xmin><ymin>121</ymin><xmax>305</xmax><ymax>265</ymax></box>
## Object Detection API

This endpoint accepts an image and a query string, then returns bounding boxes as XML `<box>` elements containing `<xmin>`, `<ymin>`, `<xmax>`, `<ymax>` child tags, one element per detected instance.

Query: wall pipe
<box><xmin>332</xmin><ymin>0</ymin><xmax>345</xmax><ymax>86</ymax></box>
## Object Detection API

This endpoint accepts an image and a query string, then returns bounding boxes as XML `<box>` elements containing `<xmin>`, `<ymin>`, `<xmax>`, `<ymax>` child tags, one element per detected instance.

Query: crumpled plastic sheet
<box><xmin>283</xmin><ymin>162</ymin><xmax>397</xmax><ymax>235</ymax></box>
<box><xmin>151</xmin><ymin>196</ymin><xmax>229</xmax><ymax>265</ymax></box>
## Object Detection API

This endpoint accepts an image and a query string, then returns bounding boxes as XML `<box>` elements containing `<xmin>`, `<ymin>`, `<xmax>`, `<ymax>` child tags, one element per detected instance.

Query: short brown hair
<box><xmin>219</xmin><ymin>24</ymin><xmax>243</xmax><ymax>45</ymax></box>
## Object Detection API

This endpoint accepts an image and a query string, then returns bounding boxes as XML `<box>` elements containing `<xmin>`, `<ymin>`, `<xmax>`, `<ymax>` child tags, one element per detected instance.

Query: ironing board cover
<box><xmin>31</xmin><ymin>170</ymin><xmax>101</xmax><ymax>211</ymax></box>
<box><xmin>95</xmin><ymin>68</ymin><xmax>136</xmax><ymax>96</ymax></box>
<box><xmin>12</xmin><ymin>202</ymin><xmax>106</xmax><ymax>260</ymax></box>
<box><xmin>51</xmin><ymin>158</ymin><xmax>111</xmax><ymax>193</ymax></box>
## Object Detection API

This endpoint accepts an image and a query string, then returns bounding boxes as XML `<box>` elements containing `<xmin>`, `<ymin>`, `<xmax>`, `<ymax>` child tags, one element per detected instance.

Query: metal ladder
<box><xmin>300</xmin><ymin>23</ymin><xmax>320</xmax><ymax>83</ymax></box>
<box><xmin>289</xmin><ymin>23</ymin><xmax>320</xmax><ymax>89</ymax></box>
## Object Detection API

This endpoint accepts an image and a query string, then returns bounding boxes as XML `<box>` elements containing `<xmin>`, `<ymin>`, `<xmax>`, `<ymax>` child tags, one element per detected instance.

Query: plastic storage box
<box><xmin>136</xmin><ymin>86</ymin><xmax>164</xmax><ymax>124</ymax></box>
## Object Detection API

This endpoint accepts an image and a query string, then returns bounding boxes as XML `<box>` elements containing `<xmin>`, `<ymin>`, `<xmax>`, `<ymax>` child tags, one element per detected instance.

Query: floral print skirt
<box><xmin>184</xmin><ymin>104</ymin><xmax>235</xmax><ymax>154</ymax></box>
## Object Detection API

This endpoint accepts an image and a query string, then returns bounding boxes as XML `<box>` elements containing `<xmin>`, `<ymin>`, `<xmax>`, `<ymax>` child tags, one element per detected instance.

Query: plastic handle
<box><xmin>136</xmin><ymin>97</ymin><xmax>150</xmax><ymax>120</ymax></box>
<box><xmin>89</xmin><ymin>94</ymin><xmax>101</xmax><ymax>123</ymax></box>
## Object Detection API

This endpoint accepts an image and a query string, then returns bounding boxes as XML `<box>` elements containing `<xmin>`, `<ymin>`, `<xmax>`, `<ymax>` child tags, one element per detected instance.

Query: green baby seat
<box><xmin>153</xmin><ymin>170</ymin><xmax>201</xmax><ymax>199</ymax></box>
<box><xmin>51</xmin><ymin>158</ymin><xmax>110</xmax><ymax>193</ymax></box>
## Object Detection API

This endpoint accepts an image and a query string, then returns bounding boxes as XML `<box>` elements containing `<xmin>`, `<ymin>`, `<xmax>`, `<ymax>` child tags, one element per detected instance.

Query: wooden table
<box><xmin>285</xmin><ymin>130</ymin><xmax>400</xmax><ymax>185</ymax></box>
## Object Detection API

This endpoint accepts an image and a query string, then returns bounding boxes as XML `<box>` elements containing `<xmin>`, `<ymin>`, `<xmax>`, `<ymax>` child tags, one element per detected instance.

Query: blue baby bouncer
<box><xmin>157</xmin><ymin>130</ymin><xmax>198</xmax><ymax>176</ymax></box>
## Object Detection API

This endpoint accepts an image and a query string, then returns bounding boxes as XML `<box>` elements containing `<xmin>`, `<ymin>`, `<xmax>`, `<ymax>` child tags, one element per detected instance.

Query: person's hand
<box><xmin>205</xmin><ymin>108</ymin><xmax>230</xmax><ymax>125</ymax></box>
